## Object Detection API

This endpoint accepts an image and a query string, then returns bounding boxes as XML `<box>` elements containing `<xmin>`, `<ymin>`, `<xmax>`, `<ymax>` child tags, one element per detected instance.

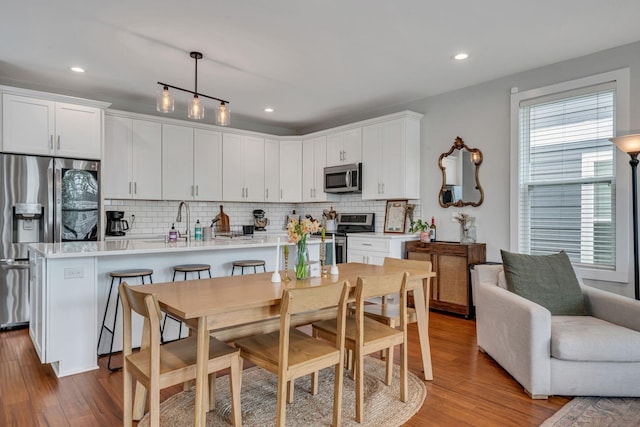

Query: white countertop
<box><xmin>29</xmin><ymin>234</ymin><xmax>314</xmax><ymax>259</ymax></box>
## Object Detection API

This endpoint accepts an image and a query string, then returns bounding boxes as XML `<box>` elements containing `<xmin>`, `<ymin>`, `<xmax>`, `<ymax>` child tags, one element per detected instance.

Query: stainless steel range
<box><xmin>313</xmin><ymin>213</ymin><xmax>375</xmax><ymax>264</ymax></box>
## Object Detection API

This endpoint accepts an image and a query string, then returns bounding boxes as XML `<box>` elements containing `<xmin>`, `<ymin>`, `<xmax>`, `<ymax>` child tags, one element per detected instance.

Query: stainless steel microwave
<box><xmin>324</xmin><ymin>163</ymin><xmax>362</xmax><ymax>193</ymax></box>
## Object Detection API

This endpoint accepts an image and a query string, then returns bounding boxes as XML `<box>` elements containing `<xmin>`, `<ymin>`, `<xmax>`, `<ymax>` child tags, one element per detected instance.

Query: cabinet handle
<box><xmin>310</xmin><ymin>188</ymin><xmax>313</xmax><ymax>198</ymax></box>
<box><xmin>134</xmin><ymin>182</ymin><xmax>137</xmax><ymax>194</ymax></box>
<box><xmin>362</xmin><ymin>243</ymin><xmax>372</xmax><ymax>246</ymax></box>
<box><xmin>129</xmin><ymin>182</ymin><xmax>132</xmax><ymax>195</ymax></box>
<box><xmin>281</xmin><ymin>189</ymin><xmax>283</xmax><ymax>199</ymax></box>
<box><xmin>196</xmin><ymin>185</ymin><xmax>199</xmax><ymax>196</ymax></box>
<box><xmin>49</xmin><ymin>135</ymin><xmax>54</xmax><ymax>150</ymax></box>
<box><xmin>246</xmin><ymin>187</ymin><xmax>248</xmax><ymax>198</ymax></box>
<box><xmin>266</xmin><ymin>188</ymin><xmax>269</xmax><ymax>199</ymax></box>
<box><xmin>381</xmin><ymin>183</ymin><xmax>385</xmax><ymax>194</ymax></box>
<box><xmin>57</xmin><ymin>135</ymin><xmax>61</xmax><ymax>150</ymax></box>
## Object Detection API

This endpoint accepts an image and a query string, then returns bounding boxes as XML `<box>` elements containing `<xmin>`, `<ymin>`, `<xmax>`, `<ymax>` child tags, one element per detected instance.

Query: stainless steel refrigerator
<box><xmin>0</xmin><ymin>153</ymin><xmax>100</xmax><ymax>329</ymax></box>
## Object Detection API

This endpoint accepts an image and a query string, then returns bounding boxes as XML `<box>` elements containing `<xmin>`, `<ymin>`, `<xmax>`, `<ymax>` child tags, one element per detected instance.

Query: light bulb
<box><xmin>216</xmin><ymin>102</ymin><xmax>230</xmax><ymax>126</ymax></box>
<box><xmin>188</xmin><ymin>95</ymin><xmax>204</xmax><ymax>119</ymax></box>
<box><xmin>156</xmin><ymin>86</ymin><xmax>174</xmax><ymax>113</ymax></box>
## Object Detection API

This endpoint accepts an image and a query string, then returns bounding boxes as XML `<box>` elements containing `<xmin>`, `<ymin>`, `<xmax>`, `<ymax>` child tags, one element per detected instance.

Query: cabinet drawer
<box><xmin>415</xmin><ymin>243</ymin><xmax>468</xmax><ymax>256</ymax></box>
<box><xmin>348</xmin><ymin>237</ymin><xmax>390</xmax><ymax>253</ymax></box>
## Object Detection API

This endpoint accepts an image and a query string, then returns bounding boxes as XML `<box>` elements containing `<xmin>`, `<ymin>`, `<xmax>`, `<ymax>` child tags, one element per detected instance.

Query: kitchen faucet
<box><xmin>176</xmin><ymin>201</ymin><xmax>190</xmax><ymax>241</ymax></box>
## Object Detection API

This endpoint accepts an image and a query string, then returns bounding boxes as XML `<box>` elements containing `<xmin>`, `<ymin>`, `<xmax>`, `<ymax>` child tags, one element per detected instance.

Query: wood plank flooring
<box><xmin>0</xmin><ymin>312</ymin><xmax>569</xmax><ymax>426</ymax></box>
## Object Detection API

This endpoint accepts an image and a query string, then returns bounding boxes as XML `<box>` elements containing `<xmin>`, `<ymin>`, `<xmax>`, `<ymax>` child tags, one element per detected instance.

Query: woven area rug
<box><xmin>542</xmin><ymin>397</ymin><xmax>640</xmax><ymax>426</ymax></box>
<box><xmin>138</xmin><ymin>357</ymin><xmax>426</xmax><ymax>426</ymax></box>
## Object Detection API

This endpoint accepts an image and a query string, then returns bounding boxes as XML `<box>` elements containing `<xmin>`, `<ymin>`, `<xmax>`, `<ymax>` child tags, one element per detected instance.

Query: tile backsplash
<box><xmin>104</xmin><ymin>195</ymin><xmax>422</xmax><ymax>236</ymax></box>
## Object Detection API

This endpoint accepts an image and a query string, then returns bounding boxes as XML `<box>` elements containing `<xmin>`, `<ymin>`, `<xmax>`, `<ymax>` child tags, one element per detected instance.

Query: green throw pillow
<box><xmin>500</xmin><ymin>250</ymin><xmax>586</xmax><ymax>315</ymax></box>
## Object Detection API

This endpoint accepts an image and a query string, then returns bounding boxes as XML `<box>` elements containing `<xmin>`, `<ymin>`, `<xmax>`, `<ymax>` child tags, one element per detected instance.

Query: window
<box><xmin>510</xmin><ymin>69</ymin><xmax>630</xmax><ymax>282</ymax></box>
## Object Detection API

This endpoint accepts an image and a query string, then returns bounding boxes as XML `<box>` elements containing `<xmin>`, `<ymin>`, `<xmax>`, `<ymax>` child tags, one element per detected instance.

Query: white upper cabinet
<box><xmin>279</xmin><ymin>140</ymin><xmax>302</xmax><ymax>202</ymax></box>
<box><xmin>2</xmin><ymin>93</ymin><xmax>102</xmax><ymax>159</ymax></box>
<box><xmin>302</xmin><ymin>136</ymin><xmax>336</xmax><ymax>203</ymax></box>
<box><xmin>104</xmin><ymin>115</ymin><xmax>162</xmax><ymax>200</ymax></box>
<box><xmin>264</xmin><ymin>139</ymin><xmax>280</xmax><ymax>202</ymax></box>
<box><xmin>162</xmin><ymin>124</ymin><xmax>222</xmax><ymax>201</ymax></box>
<box><xmin>362</xmin><ymin>114</ymin><xmax>421</xmax><ymax>200</ymax></box>
<box><xmin>194</xmin><ymin>128</ymin><xmax>223</xmax><ymax>201</ymax></box>
<box><xmin>222</xmin><ymin>133</ymin><xmax>265</xmax><ymax>202</ymax></box>
<box><xmin>326</xmin><ymin>127</ymin><xmax>362</xmax><ymax>166</ymax></box>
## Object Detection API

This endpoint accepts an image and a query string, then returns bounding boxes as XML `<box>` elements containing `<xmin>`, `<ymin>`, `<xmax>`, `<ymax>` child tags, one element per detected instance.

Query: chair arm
<box><xmin>583</xmin><ymin>285</ymin><xmax>640</xmax><ymax>331</ymax></box>
<box><xmin>476</xmin><ymin>280</ymin><xmax>552</xmax><ymax>396</ymax></box>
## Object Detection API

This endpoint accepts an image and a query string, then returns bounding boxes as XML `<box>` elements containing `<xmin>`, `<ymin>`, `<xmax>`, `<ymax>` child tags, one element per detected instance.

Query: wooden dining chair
<box><xmin>312</xmin><ymin>272</ymin><xmax>409</xmax><ymax>423</ymax></box>
<box><xmin>234</xmin><ymin>280</ymin><xmax>350</xmax><ymax>427</ymax></box>
<box><xmin>118</xmin><ymin>281</ymin><xmax>243</xmax><ymax>427</ymax></box>
<box><xmin>362</xmin><ymin>257</ymin><xmax>432</xmax><ymax>328</ymax></box>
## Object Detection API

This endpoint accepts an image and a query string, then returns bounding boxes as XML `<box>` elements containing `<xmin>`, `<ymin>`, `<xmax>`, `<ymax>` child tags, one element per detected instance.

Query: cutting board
<box><xmin>217</xmin><ymin>205</ymin><xmax>230</xmax><ymax>232</ymax></box>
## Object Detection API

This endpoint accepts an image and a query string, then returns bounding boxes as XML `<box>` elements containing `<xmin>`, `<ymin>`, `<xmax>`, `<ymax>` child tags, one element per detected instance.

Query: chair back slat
<box><xmin>282</xmin><ymin>282</ymin><xmax>350</xmax><ymax>315</ymax></box>
<box><xmin>356</xmin><ymin>272</ymin><xmax>408</xmax><ymax>300</ymax></box>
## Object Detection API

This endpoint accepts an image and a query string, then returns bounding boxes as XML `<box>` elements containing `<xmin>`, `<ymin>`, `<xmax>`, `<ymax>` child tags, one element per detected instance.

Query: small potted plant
<box><xmin>409</xmin><ymin>219</ymin><xmax>430</xmax><ymax>243</ymax></box>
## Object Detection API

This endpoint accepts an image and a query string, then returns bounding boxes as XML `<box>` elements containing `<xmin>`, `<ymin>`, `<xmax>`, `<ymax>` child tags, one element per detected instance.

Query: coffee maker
<box><xmin>105</xmin><ymin>211</ymin><xmax>130</xmax><ymax>236</ymax></box>
<box><xmin>253</xmin><ymin>209</ymin><xmax>269</xmax><ymax>231</ymax></box>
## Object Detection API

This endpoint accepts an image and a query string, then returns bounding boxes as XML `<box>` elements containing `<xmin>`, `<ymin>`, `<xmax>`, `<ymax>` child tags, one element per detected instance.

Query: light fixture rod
<box><xmin>157</xmin><ymin>81</ymin><xmax>230</xmax><ymax>105</ymax></box>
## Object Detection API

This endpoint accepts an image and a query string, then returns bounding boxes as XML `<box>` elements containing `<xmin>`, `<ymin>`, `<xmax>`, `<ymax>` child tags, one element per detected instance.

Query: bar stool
<box><xmin>161</xmin><ymin>263</ymin><xmax>212</xmax><ymax>343</ymax></box>
<box><xmin>97</xmin><ymin>268</ymin><xmax>153</xmax><ymax>371</ymax></box>
<box><xmin>231</xmin><ymin>259</ymin><xmax>266</xmax><ymax>275</ymax></box>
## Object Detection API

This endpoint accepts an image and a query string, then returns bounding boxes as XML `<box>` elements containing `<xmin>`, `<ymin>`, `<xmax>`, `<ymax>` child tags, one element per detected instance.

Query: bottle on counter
<box><xmin>194</xmin><ymin>220</ymin><xmax>203</xmax><ymax>241</ymax></box>
<box><xmin>429</xmin><ymin>216</ymin><xmax>437</xmax><ymax>242</ymax></box>
<box><xmin>169</xmin><ymin>223</ymin><xmax>177</xmax><ymax>242</ymax></box>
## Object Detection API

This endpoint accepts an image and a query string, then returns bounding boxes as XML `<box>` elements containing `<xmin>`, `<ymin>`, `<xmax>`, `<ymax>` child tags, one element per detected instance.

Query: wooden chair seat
<box><xmin>362</xmin><ymin>304</ymin><xmax>418</xmax><ymax>327</ymax></box>
<box><xmin>119</xmin><ymin>281</ymin><xmax>242</xmax><ymax>427</ymax></box>
<box><xmin>234</xmin><ymin>281</ymin><xmax>350</xmax><ymax>427</ymax></box>
<box><xmin>312</xmin><ymin>272</ymin><xmax>409</xmax><ymax>424</ymax></box>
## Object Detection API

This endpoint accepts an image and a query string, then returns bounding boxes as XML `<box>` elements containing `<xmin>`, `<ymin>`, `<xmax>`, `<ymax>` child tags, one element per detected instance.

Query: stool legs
<box><xmin>98</xmin><ymin>274</ymin><xmax>152</xmax><ymax>372</ymax></box>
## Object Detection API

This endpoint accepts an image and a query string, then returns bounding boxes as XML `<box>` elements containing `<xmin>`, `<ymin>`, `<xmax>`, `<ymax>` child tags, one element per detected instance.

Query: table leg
<box><xmin>412</xmin><ymin>279</ymin><xmax>433</xmax><ymax>380</ymax></box>
<box><xmin>195</xmin><ymin>316</ymin><xmax>210</xmax><ymax>427</ymax></box>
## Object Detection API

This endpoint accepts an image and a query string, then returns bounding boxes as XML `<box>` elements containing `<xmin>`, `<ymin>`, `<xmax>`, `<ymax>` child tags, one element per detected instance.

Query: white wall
<box><xmin>407</xmin><ymin>40</ymin><xmax>640</xmax><ymax>297</ymax></box>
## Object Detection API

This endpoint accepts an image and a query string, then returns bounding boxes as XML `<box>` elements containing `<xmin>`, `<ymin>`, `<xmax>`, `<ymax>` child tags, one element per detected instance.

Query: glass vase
<box><xmin>295</xmin><ymin>236</ymin><xmax>310</xmax><ymax>280</ymax></box>
<box><xmin>460</xmin><ymin>220</ymin><xmax>477</xmax><ymax>244</ymax></box>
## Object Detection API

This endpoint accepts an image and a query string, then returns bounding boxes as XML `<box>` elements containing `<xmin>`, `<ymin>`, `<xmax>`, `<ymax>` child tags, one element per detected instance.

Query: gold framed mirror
<box><xmin>438</xmin><ymin>136</ymin><xmax>484</xmax><ymax>207</ymax></box>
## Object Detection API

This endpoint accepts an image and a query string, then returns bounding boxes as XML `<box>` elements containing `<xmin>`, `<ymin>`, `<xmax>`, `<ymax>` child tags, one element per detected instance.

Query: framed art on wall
<box><xmin>384</xmin><ymin>199</ymin><xmax>408</xmax><ymax>233</ymax></box>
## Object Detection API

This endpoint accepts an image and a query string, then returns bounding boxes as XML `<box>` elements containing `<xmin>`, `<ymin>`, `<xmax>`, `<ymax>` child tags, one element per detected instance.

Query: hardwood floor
<box><xmin>0</xmin><ymin>312</ymin><xmax>569</xmax><ymax>426</ymax></box>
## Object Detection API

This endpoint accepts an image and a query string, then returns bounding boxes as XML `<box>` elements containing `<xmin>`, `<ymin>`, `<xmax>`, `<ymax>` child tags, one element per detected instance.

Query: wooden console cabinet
<box><xmin>405</xmin><ymin>241</ymin><xmax>485</xmax><ymax>317</ymax></box>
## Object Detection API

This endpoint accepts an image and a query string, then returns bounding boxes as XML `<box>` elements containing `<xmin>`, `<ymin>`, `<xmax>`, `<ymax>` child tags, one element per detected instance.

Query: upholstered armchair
<box><xmin>473</xmin><ymin>262</ymin><xmax>640</xmax><ymax>399</ymax></box>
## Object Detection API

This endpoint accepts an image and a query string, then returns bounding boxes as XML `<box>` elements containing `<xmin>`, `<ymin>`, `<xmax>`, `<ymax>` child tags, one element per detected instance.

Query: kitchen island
<box><xmin>28</xmin><ymin>235</ymin><xmax>321</xmax><ymax>377</ymax></box>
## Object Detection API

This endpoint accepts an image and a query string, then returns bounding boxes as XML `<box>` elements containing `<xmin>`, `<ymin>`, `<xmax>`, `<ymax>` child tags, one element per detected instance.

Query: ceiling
<box><xmin>2</xmin><ymin>1</ymin><xmax>640</xmax><ymax>134</ymax></box>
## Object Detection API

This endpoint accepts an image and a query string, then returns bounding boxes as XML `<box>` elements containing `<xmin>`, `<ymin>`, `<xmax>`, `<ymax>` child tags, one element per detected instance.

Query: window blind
<box><xmin>518</xmin><ymin>84</ymin><xmax>616</xmax><ymax>269</ymax></box>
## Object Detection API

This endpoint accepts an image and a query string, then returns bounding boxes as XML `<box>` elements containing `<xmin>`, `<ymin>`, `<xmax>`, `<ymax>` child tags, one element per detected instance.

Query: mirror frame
<box><xmin>438</xmin><ymin>136</ymin><xmax>484</xmax><ymax>208</ymax></box>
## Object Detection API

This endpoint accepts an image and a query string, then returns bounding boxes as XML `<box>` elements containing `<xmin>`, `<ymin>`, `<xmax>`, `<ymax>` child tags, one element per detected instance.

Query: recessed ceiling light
<box><xmin>264</xmin><ymin>107</ymin><xmax>274</xmax><ymax>113</ymax></box>
<box><xmin>70</xmin><ymin>66</ymin><xmax>85</xmax><ymax>73</ymax></box>
<box><xmin>452</xmin><ymin>53</ymin><xmax>469</xmax><ymax>61</ymax></box>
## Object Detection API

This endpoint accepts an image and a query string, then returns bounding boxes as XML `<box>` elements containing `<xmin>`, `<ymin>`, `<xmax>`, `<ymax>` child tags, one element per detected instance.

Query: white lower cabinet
<box><xmin>347</xmin><ymin>235</ymin><xmax>418</xmax><ymax>265</ymax></box>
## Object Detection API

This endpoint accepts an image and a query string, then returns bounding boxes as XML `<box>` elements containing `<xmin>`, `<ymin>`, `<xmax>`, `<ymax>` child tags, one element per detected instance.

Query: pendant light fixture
<box><xmin>157</xmin><ymin>51</ymin><xmax>230</xmax><ymax>125</ymax></box>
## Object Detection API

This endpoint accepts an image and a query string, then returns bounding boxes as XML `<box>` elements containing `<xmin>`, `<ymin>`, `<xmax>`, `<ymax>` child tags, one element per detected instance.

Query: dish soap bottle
<box><xmin>194</xmin><ymin>220</ymin><xmax>203</xmax><ymax>241</ymax></box>
<box><xmin>169</xmin><ymin>223</ymin><xmax>177</xmax><ymax>242</ymax></box>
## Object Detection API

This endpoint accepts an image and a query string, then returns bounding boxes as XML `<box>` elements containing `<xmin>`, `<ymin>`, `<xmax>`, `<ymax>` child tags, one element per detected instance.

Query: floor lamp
<box><xmin>610</xmin><ymin>134</ymin><xmax>640</xmax><ymax>300</ymax></box>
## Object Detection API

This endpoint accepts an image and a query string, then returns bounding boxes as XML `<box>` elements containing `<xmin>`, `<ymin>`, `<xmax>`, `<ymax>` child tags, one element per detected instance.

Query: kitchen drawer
<box><xmin>348</xmin><ymin>237</ymin><xmax>390</xmax><ymax>253</ymax></box>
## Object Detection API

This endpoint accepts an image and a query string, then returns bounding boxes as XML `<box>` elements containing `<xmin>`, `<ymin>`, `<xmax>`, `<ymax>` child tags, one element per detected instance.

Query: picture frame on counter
<box><xmin>383</xmin><ymin>199</ymin><xmax>408</xmax><ymax>233</ymax></box>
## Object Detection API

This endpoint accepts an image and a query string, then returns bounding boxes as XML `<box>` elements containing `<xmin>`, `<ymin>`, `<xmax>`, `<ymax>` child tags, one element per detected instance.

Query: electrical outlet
<box><xmin>64</xmin><ymin>267</ymin><xmax>84</xmax><ymax>279</ymax></box>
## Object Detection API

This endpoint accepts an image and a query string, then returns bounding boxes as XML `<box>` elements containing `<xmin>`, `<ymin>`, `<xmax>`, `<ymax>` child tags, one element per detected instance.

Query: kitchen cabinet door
<box><xmin>193</xmin><ymin>128</ymin><xmax>222</xmax><ymax>201</ymax></box>
<box><xmin>222</xmin><ymin>133</ymin><xmax>265</xmax><ymax>202</ymax></box>
<box><xmin>362</xmin><ymin>115</ymin><xmax>420</xmax><ymax>200</ymax></box>
<box><xmin>104</xmin><ymin>115</ymin><xmax>134</xmax><ymax>199</ymax></box>
<box><xmin>243</xmin><ymin>135</ymin><xmax>265</xmax><ymax>202</ymax></box>
<box><xmin>131</xmin><ymin>119</ymin><xmax>162</xmax><ymax>199</ymax></box>
<box><xmin>54</xmin><ymin>102</ymin><xmax>101</xmax><ymax>159</ymax></box>
<box><xmin>2</xmin><ymin>94</ymin><xmax>54</xmax><ymax>156</ymax></box>
<box><xmin>264</xmin><ymin>139</ymin><xmax>280</xmax><ymax>202</ymax></box>
<box><xmin>326</xmin><ymin>127</ymin><xmax>362</xmax><ymax>166</ymax></box>
<box><xmin>279</xmin><ymin>140</ymin><xmax>302</xmax><ymax>202</ymax></box>
<box><xmin>3</xmin><ymin>94</ymin><xmax>101</xmax><ymax>159</ymax></box>
<box><xmin>162</xmin><ymin>124</ymin><xmax>194</xmax><ymax>200</ymax></box>
<box><xmin>302</xmin><ymin>136</ymin><xmax>333</xmax><ymax>202</ymax></box>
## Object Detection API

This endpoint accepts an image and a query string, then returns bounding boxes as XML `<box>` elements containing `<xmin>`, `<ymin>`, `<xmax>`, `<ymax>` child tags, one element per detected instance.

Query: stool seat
<box><xmin>173</xmin><ymin>264</ymin><xmax>211</xmax><ymax>272</ymax></box>
<box><xmin>232</xmin><ymin>260</ymin><xmax>265</xmax><ymax>267</ymax></box>
<box><xmin>231</xmin><ymin>259</ymin><xmax>266</xmax><ymax>275</ymax></box>
<box><xmin>109</xmin><ymin>269</ymin><xmax>154</xmax><ymax>278</ymax></box>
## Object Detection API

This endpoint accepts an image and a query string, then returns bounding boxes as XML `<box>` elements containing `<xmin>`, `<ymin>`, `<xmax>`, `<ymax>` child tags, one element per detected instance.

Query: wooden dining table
<box><xmin>135</xmin><ymin>262</ymin><xmax>435</xmax><ymax>427</ymax></box>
